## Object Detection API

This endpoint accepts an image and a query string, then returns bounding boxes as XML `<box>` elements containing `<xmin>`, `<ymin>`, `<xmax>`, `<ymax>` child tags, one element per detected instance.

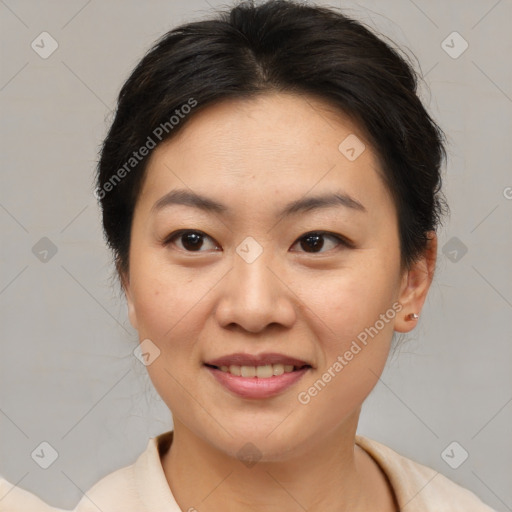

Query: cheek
<box><xmin>299</xmin><ymin>260</ymin><xmax>398</xmax><ymax>345</ymax></box>
<box><xmin>128</xmin><ymin>266</ymin><xmax>206</xmax><ymax>397</ymax></box>
<box><xmin>298</xmin><ymin>260</ymin><xmax>400</xmax><ymax>416</ymax></box>
<box><xmin>129</xmin><ymin>264</ymin><xmax>208</xmax><ymax>415</ymax></box>
<box><xmin>294</xmin><ymin>271</ymin><xmax>396</xmax><ymax>429</ymax></box>
<box><xmin>130</xmin><ymin>256</ymin><xmax>205</xmax><ymax>339</ymax></box>
<box><xmin>294</xmin><ymin>259</ymin><xmax>398</xmax><ymax>413</ymax></box>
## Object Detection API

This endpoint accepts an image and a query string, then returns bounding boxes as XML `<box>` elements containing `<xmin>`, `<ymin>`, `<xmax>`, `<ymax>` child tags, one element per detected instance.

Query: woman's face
<box><xmin>124</xmin><ymin>93</ymin><xmax>431</xmax><ymax>460</ymax></box>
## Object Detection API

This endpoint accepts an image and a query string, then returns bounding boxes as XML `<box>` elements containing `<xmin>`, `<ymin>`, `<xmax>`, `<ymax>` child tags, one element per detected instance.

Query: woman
<box><xmin>0</xmin><ymin>1</ymin><xmax>497</xmax><ymax>510</ymax></box>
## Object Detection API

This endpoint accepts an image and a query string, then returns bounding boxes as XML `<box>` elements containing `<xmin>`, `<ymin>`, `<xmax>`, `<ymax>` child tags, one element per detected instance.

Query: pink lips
<box><xmin>205</xmin><ymin>352</ymin><xmax>310</xmax><ymax>368</ymax></box>
<box><xmin>205</xmin><ymin>366</ymin><xmax>310</xmax><ymax>399</ymax></box>
<box><xmin>204</xmin><ymin>352</ymin><xmax>312</xmax><ymax>399</ymax></box>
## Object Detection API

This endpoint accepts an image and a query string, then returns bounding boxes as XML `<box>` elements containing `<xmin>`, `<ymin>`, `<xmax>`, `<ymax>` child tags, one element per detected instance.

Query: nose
<box><xmin>214</xmin><ymin>249</ymin><xmax>297</xmax><ymax>334</ymax></box>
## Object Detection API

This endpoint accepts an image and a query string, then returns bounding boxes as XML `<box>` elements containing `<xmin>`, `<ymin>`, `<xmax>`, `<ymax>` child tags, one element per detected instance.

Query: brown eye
<box><xmin>164</xmin><ymin>230</ymin><xmax>220</xmax><ymax>252</ymax></box>
<box><xmin>163</xmin><ymin>230</ymin><xmax>351</xmax><ymax>254</ymax></box>
<box><xmin>292</xmin><ymin>231</ymin><xmax>351</xmax><ymax>254</ymax></box>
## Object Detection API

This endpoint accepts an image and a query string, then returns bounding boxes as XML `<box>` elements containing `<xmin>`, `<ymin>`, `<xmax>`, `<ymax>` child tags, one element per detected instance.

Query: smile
<box><xmin>207</xmin><ymin>363</ymin><xmax>309</xmax><ymax>378</ymax></box>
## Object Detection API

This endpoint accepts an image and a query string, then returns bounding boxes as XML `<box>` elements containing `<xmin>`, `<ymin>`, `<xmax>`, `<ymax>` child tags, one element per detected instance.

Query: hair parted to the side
<box><xmin>95</xmin><ymin>0</ymin><xmax>449</xmax><ymax>282</ymax></box>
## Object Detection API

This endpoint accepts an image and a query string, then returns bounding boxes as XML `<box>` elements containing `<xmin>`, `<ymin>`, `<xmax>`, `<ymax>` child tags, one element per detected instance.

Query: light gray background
<box><xmin>1</xmin><ymin>0</ymin><xmax>511</xmax><ymax>510</ymax></box>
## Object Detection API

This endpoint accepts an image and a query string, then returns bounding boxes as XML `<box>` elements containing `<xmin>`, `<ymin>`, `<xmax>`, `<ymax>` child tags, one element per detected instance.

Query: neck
<box><xmin>161</xmin><ymin>411</ymin><xmax>385</xmax><ymax>512</ymax></box>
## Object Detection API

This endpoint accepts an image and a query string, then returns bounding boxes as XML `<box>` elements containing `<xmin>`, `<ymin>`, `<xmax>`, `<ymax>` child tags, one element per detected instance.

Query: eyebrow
<box><xmin>151</xmin><ymin>188</ymin><xmax>367</xmax><ymax>218</ymax></box>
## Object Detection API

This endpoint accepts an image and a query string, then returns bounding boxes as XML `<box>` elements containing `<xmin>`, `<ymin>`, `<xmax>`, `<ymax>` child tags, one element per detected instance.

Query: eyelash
<box><xmin>162</xmin><ymin>229</ymin><xmax>353</xmax><ymax>254</ymax></box>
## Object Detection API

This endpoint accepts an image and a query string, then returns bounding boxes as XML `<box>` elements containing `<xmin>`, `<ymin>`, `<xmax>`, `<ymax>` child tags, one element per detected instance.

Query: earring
<box><xmin>406</xmin><ymin>313</ymin><xmax>419</xmax><ymax>321</ymax></box>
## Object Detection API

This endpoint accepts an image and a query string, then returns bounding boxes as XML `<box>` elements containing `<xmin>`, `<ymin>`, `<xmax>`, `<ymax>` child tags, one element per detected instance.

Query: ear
<box><xmin>119</xmin><ymin>266</ymin><xmax>138</xmax><ymax>331</ymax></box>
<box><xmin>394</xmin><ymin>231</ymin><xmax>437</xmax><ymax>333</ymax></box>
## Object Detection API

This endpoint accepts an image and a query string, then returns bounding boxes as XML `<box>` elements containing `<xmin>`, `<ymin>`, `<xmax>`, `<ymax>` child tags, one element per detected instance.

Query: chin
<box><xmin>198</xmin><ymin>420</ymin><xmax>314</xmax><ymax>464</ymax></box>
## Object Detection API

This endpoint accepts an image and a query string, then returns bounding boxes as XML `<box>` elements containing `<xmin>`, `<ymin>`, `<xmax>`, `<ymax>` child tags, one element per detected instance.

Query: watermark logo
<box><xmin>31</xmin><ymin>441</ymin><xmax>59</xmax><ymax>469</ymax></box>
<box><xmin>236</xmin><ymin>236</ymin><xmax>264</xmax><ymax>264</ymax></box>
<box><xmin>133</xmin><ymin>338</ymin><xmax>161</xmax><ymax>366</ymax></box>
<box><xmin>31</xmin><ymin>32</ymin><xmax>59</xmax><ymax>59</ymax></box>
<box><xmin>338</xmin><ymin>134</ymin><xmax>366</xmax><ymax>161</ymax></box>
<box><xmin>236</xmin><ymin>442</ymin><xmax>262</xmax><ymax>468</ymax></box>
<box><xmin>32</xmin><ymin>237</ymin><xmax>58</xmax><ymax>263</ymax></box>
<box><xmin>442</xmin><ymin>236</ymin><xmax>468</xmax><ymax>263</ymax></box>
<box><xmin>441</xmin><ymin>441</ymin><xmax>469</xmax><ymax>469</ymax></box>
<box><xmin>441</xmin><ymin>31</ymin><xmax>469</xmax><ymax>59</ymax></box>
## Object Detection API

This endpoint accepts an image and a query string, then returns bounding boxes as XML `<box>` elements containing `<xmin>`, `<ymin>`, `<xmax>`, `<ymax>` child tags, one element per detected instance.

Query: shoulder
<box><xmin>73</xmin><ymin>431</ymin><xmax>178</xmax><ymax>512</ymax></box>
<box><xmin>74</xmin><ymin>465</ymin><xmax>142</xmax><ymax>512</ymax></box>
<box><xmin>355</xmin><ymin>435</ymin><xmax>496</xmax><ymax>512</ymax></box>
<box><xmin>0</xmin><ymin>475</ymin><xmax>68</xmax><ymax>512</ymax></box>
<box><xmin>72</xmin><ymin>464</ymin><xmax>141</xmax><ymax>512</ymax></box>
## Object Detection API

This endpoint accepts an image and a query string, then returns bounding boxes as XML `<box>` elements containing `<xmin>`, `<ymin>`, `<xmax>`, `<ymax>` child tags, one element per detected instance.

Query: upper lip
<box><xmin>205</xmin><ymin>353</ymin><xmax>312</xmax><ymax>368</ymax></box>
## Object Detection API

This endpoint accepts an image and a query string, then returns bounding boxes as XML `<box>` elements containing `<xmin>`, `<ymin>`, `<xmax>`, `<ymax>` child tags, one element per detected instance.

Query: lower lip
<box><xmin>205</xmin><ymin>366</ymin><xmax>310</xmax><ymax>399</ymax></box>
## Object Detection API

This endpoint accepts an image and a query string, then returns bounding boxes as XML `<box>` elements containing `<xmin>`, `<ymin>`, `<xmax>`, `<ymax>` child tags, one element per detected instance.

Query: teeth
<box><xmin>241</xmin><ymin>365</ymin><xmax>256</xmax><ymax>378</ymax></box>
<box><xmin>228</xmin><ymin>365</ymin><xmax>240</xmax><ymax>376</ymax></box>
<box><xmin>256</xmin><ymin>365</ymin><xmax>273</xmax><ymax>378</ymax></box>
<box><xmin>218</xmin><ymin>363</ymin><xmax>301</xmax><ymax>378</ymax></box>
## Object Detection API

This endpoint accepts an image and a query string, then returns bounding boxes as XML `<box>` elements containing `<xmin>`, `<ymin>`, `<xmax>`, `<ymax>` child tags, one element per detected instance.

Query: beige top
<box><xmin>0</xmin><ymin>431</ymin><xmax>496</xmax><ymax>511</ymax></box>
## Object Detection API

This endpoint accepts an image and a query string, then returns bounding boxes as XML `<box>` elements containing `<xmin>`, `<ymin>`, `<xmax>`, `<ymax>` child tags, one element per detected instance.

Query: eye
<box><xmin>163</xmin><ymin>229</ymin><xmax>352</xmax><ymax>254</ymax></box>
<box><xmin>164</xmin><ymin>230</ymin><xmax>220</xmax><ymax>252</ymax></box>
<box><xmin>291</xmin><ymin>231</ymin><xmax>352</xmax><ymax>254</ymax></box>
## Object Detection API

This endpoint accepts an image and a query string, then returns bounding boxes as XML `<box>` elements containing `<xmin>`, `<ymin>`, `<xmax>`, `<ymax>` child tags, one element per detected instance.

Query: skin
<box><xmin>122</xmin><ymin>92</ymin><xmax>437</xmax><ymax>511</ymax></box>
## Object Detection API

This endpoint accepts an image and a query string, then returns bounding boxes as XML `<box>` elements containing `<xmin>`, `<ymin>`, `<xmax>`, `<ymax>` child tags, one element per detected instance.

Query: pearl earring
<box><xmin>406</xmin><ymin>313</ymin><xmax>419</xmax><ymax>321</ymax></box>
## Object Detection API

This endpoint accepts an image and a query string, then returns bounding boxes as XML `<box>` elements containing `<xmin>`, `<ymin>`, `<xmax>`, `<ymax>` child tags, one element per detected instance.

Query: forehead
<box><xmin>138</xmin><ymin>93</ymin><xmax>394</xmax><ymax>222</ymax></box>
<box><xmin>150</xmin><ymin>93</ymin><xmax>371</xmax><ymax>168</ymax></box>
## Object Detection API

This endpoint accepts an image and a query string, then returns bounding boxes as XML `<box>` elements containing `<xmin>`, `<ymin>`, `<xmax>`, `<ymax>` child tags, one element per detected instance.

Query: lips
<box><xmin>205</xmin><ymin>363</ymin><xmax>311</xmax><ymax>399</ymax></box>
<box><xmin>204</xmin><ymin>352</ymin><xmax>311</xmax><ymax>368</ymax></box>
<box><xmin>204</xmin><ymin>353</ymin><xmax>312</xmax><ymax>378</ymax></box>
<box><xmin>203</xmin><ymin>353</ymin><xmax>312</xmax><ymax>398</ymax></box>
